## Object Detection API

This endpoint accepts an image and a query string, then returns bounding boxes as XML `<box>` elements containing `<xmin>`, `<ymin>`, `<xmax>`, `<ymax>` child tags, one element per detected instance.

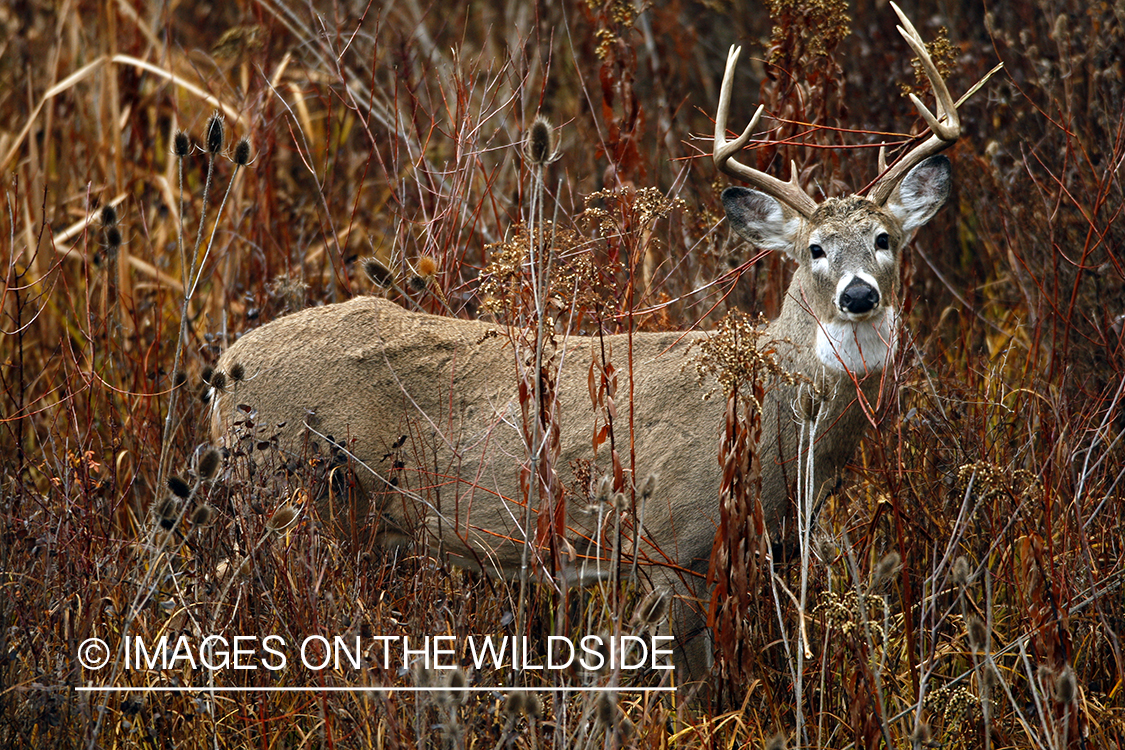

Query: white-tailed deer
<box><xmin>209</xmin><ymin>4</ymin><xmax>988</xmax><ymax>692</ymax></box>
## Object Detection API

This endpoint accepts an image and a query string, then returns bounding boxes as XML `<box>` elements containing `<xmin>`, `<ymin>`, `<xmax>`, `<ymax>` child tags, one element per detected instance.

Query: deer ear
<box><xmin>722</xmin><ymin>187</ymin><xmax>802</xmax><ymax>256</ymax></box>
<box><xmin>887</xmin><ymin>155</ymin><xmax>952</xmax><ymax>232</ymax></box>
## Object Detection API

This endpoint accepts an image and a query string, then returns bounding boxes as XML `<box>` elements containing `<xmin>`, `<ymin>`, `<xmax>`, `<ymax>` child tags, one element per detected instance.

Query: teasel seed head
<box><xmin>173</xmin><ymin>370</ymin><xmax>188</xmax><ymax>388</ymax></box>
<box><xmin>596</xmin><ymin>692</ymin><xmax>617</xmax><ymax>727</ymax></box>
<box><xmin>595</xmin><ymin>475</ymin><xmax>612</xmax><ymax>504</ymax></box>
<box><xmin>408</xmin><ymin>256</ymin><xmax>438</xmax><ymax>292</ymax></box>
<box><xmin>100</xmin><ymin>204</ymin><xmax>118</xmax><ymax>226</ymax></box>
<box><xmin>873</xmin><ymin>551</ymin><xmax>901</xmax><ymax>587</ymax></box>
<box><xmin>228</xmin><ymin>362</ymin><xmax>245</xmax><ymax>382</ymax></box>
<box><xmin>765</xmin><ymin>732</ymin><xmax>788</xmax><ymax>750</ymax></box>
<box><xmin>908</xmin><ymin>721</ymin><xmax>931</xmax><ymax>747</ymax></box>
<box><xmin>191</xmin><ymin>504</ymin><xmax>214</xmax><ymax>527</ymax></box>
<box><xmin>266</xmin><ymin>504</ymin><xmax>299</xmax><ymax>534</ymax></box>
<box><xmin>524</xmin><ymin>694</ymin><xmax>542</xmax><ymax>719</ymax></box>
<box><xmin>523</xmin><ymin>116</ymin><xmax>558</xmax><ymax>168</ymax></box>
<box><xmin>966</xmin><ymin>615</ymin><xmax>987</xmax><ymax>653</ymax></box>
<box><xmin>197</xmin><ymin>447</ymin><xmax>221</xmax><ymax>481</ymax></box>
<box><xmin>105</xmin><ymin>226</ymin><xmax>122</xmax><ymax>251</ymax></box>
<box><xmin>1054</xmin><ymin>666</ymin><xmax>1076</xmax><ymax>705</ymax></box>
<box><xmin>173</xmin><ymin>130</ymin><xmax>190</xmax><ymax>157</ymax></box>
<box><xmin>210</xmin><ymin>370</ymin><xmax>227</xmax><ymax>391</ymax></box>
<box><xmin>201</xmin><ymin>366</ymin><xmax>214</xmax><ymax>385</ymax></box>
<box><xmin>445</xmin><ymin>668</ymin><xmax>468</xmax><ymax>706</ymax></box>
<box><xmin>610</xmin><ymin>491</ymin><xmax>628</xmax><ymax>512</ymax></box>
<box><xmin>205</xmin><ymin>112</ymin><xmax>224</xmax><ymax>155</ymax></box>
<box><xmin>157</xmin><ymin>498</ymin><xmax>180</xmax><ymax>530</ymax></box>
<box><xmin>168</xmin><ymin>475</ymin><xmax>192</xmax><ymax>499</ymax></box>
<box><xmin>363</xmin><ymin>257</ymin><xmax>394</xmax><ymax>287</ymax></box>
<box><xmin>233</xmin><ymin>136</ymin><xmax>252</xmax><ymax>166</ymax></box>
<box><xmin>952</xmin><ymin>555</ymin><xmax>971</xmax><ymax>588</ymax></box>
<box><xmin>638</xmin><ymin>473</ymin><xmax>657</xmax><ymax>500</ymax></box>
<box><xmin>503</xmin><ymin>691</ymin><xmax>525</xmax><ymax>720</ymax></box>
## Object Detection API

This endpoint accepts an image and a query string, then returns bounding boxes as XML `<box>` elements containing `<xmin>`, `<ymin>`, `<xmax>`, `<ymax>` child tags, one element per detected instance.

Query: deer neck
<box><xmin>772</xmin><ymin>284</ymin><xmax>899</xmax><ymax>380</ymax></box>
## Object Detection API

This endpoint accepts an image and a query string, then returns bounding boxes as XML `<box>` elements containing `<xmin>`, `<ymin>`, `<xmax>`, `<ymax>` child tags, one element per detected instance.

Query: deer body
<box><xmin>208</xmin><ymin>3</ymin><xmax>986</xmax><ymax>692</ymax></box>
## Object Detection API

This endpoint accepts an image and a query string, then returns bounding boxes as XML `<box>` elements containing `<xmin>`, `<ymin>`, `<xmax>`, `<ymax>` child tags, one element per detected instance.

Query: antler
<box><xmin>713</xmin><ymin>45</ymin><xmax>817</xmax><ymax>219</ymax></box>
<box><xmin>868</xmin><ymin>2</ymin><xmax>1002</xmax><ymax>205</ymax></box>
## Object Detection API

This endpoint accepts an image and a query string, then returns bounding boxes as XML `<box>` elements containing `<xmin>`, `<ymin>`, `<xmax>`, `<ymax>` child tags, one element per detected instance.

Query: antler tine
<box><xmin>714</xmin><ymin>45</ymin><xmax>816</xmax><ymax>219</ymax></box>
<box><xmin>869</xmin><ymin>2</ymin><xmax>968</xmax><ymax>205</ymax></box>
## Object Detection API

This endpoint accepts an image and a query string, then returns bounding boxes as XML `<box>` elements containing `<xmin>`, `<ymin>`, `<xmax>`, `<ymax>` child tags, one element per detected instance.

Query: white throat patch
<box><xmin>815</xmin><ymin>309</ymin><xmax>898</xmax><ymax>374</ymax></box>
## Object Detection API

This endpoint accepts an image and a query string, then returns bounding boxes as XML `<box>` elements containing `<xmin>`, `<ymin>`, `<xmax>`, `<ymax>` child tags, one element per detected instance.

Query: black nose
<box><xmin>840</xmin><ymin>280</ymin><xmax>880</xmax><ymax>314</ymax></box>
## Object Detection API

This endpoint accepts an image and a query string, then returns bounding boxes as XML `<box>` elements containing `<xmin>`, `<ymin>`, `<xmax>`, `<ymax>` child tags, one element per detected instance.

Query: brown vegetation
<box><xmin>1</xmin><ymin>0</ymin><xmax>1122</xmax><ymax>747</ymax></box>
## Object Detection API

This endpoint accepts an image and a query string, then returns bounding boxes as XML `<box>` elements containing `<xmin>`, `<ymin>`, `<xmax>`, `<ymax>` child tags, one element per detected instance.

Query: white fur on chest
<box><xmin>815</xmin><ymin>309</ymin><xmax>898</xmax><ymax>374</ymax></box>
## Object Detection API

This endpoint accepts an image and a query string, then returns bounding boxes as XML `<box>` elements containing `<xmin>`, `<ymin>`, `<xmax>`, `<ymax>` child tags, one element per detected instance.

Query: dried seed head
<box><xmin>100</xmin><ymin>204</ymin><xmax>118</xmax><ymax>226</ymax></box>
<box><xmin>197</xmin><ymin>447</ymin><xmax>221</xmax><ymax>480</ymax></box>
<box><xmin>638</xmin><ymin>473</ymin><xmax>657</xmax><ymax>500</ymax></box>
<box><xmin>173</xmin><ymin>370</ymin><xmax>188</xmax><ymax>388</ymax></box>
<box><xmin>413</xmin><ymin>661</ymin><xmax>434</xmax><ymax>688</ymax></box>
<box><xmin>952</xmin><ymin>555</ymin><xmax>971</xmax><ymax>588</ymax></box>
<box><xmin>233</xmin><ymin>136</ymin><xmax>251</xmax><ymax>166</ymax></box>
<box><xmin>611</xmin><ymin>492</ymin><xmax>628</xmax><ymax>512</ymax></box>
<box><xmin>201</xmin><ymin>366</ymin><xmax>214</xmax><ymax>385</ymax></box>
<box><xmin>595</xmin><ymin>475</ymin><xmax>612</xmax><ymax>503</ymax></box>
<box><xmin>909</xmin><ymin>721</ymin><xmax>931</xmax><ymax>746</ymax></box>
<box><xmin>173</xmin><ymin>130</ymin><xmax>191</xmax><ymax>157</ymax></box>
<box><xmin>105</xmin><ymin>226</ymin><xmax>122</xmax><ymax>250</ymax></box>
<box><xmin>228</xmin><ymin>362</ymin><xmax>245</xmax><ymax>382</ymax></box>
<box><xmin>363</xmin><ymin>257</ymin><xmax>393</xmax><ymax>287</ymax></box>
<box><xmin>205</xmin><ymin>112</ymin><xmax>225</xmax><ymax>155</ymax></box>
<box><xmin>765</xmin><ymin>732</ymin><xmax>788</xmax><ymax>750</ymax></box>
<box><xmin>630</xmin><ymin>588</ymin><xmax>669</xmax><ymax>630</ymax></box>
<box><xmin>596</xmin><ymin>692</ymin><xmax>618</xmax><ymax>727</ymax></box>
<box><xmin>266</xmin><ymin>504</ymin><xmax>299</xmax><ymax>533</ymax></box>
<box><xmin>873</xmin><ymin>551</ymin><xmax>901</xmax><ymax>587</ymax></box>
<box><xmin>1054</xmin><ymin>666</ymin><xmax>1076</xmax><ymax>705</ymax></box>
<box><xmin>503</xmin><ymin>691</ymin><xmax>525</xmax><ymax>719</ymax></box>
<box><xmin>408</xmin><ymin>256</ymin><xmax>438</xmax><ymax>291</ymax></box>
<box><xmin>523</xmin><ymin>116</ymin><xmax>557</xmax><ymax>167</ymax></box>
<box><xmin>966</xmin><ymin>615</ymin><xmax>987</xmax><ymax>653</ymax></box>
<box><xmin>157</xmin><ymin>498</ymin><xmax>180</xmax><ymax>529</ymax></box>
<box><xmin>191</xmin><ymin>504</ymin><xmax>214</xmax><ymax>526</ymax></box>
<box><xmin>168</xmin><ymin>475</ymin><xmax>192</xmax><ymax>499</ymax></box>
<box><xmin>445</xmin><ymin>668</ymin><xmax>468</xmax><ymax>706</ymax></box>
<box><xmin>524</xmin><ymin>694</ymin><xmax>542</xmax><ymax>719</ymax></box>
<box><xmin>210</xmin><ymin>370</ymin><xmax>227</xmax><ymax>391</ymax></box>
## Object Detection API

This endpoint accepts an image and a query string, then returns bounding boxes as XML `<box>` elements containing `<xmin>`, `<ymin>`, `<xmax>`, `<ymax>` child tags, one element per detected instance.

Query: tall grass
<box><xmin>1</xmin><ymin>0</ymin><xmax>1121</xmax><ymax>747</ymax></box>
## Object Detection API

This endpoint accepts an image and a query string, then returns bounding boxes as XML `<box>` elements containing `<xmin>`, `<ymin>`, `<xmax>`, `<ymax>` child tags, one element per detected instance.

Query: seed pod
<box><xmin>233</xmin><ymin>137</ymin><xmax>252</xmax><ymax>166</ymax></box>
<box><xmin>197</xmin><ymin>447</ymin><xmax>221</xmax><ymax>481</ymax></box>
<box><xmin>523</xmin><ymin>116</ymin><xmax>557</xmax><ymax>167</ymax></box>
<box><xmin>205</xmin><ymin>112</ymin><xmax>224</xmax><ymax>155</ymax></box>
<box><xmin>168</xmin><ymin>475</ymin><xmax>192</xmax><ymax>499</ymax></box>
<box><xmin>173</xmin><ymin>130</ymin><xmax>191</xmax><ymax>157</ymax></box>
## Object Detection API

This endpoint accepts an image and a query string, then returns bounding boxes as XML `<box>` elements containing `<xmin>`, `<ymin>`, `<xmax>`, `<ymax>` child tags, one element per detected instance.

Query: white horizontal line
<box><xmin>76</xmin><ymin>686</ymin><xmax>674</xmax><ymax>693</ymax></box>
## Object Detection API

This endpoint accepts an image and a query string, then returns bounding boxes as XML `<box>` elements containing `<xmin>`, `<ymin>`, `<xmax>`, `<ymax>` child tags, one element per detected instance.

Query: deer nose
<box><xmin>839</xmin><ymin>279</ymin><xmax>880</xmax><ymax>314</ymax></box>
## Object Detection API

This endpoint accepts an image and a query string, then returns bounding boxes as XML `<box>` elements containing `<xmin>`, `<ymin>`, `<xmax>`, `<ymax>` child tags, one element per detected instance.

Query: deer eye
<box><xmin>809</xmin><ymin>244</ymin><xmax>825</xmax><ymax>260</ymax></box>
<box><xmin>875</xmin><ymin>233</ymin><xmax>890</xmax><ymax>250</ymax></box>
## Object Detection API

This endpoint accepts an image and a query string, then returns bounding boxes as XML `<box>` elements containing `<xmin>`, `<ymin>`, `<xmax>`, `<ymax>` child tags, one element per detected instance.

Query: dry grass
<box><xmin>1</xmin><ymin>0</ymin><xmax>1122</xmax><ymax>747</ymax></box>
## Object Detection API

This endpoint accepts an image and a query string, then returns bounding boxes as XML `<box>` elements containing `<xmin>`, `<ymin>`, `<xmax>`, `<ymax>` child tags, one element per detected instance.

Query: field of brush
<box><xmin>2</xmin><ymin>0</ymin><xmax>1123</xmax><ymax>747</ymax></box>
